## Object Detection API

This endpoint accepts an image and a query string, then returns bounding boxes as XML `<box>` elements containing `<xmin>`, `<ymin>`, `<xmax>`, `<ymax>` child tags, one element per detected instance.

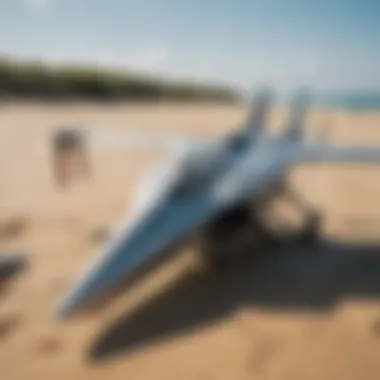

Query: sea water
<box><xmin>314</xmin><ymin>91</ymin><xmax>380</xmax><ymax>111</ymax></box>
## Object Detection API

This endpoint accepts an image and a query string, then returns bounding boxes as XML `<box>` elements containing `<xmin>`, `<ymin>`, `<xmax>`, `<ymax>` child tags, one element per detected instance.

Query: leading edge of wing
<box><xmin>55</xmin><ymin>194</ymin><xmax>217</xmax><ymax>318</ymax></box>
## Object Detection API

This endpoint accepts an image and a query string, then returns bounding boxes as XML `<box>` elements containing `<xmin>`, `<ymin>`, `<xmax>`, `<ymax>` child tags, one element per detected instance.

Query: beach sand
<box><xmin>1</xmin><ymin>101</ymin><xmax>380</xmax><ymax>380</ymax></box>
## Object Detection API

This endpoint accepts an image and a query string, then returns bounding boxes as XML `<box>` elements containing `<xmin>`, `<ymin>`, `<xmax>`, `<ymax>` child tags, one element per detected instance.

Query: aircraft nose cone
<box><xmin>55</xmin><ymin>188</ymin><xmax>217</xmax><ymax>320</ymax></box>
<box><xmin>54</xmin><ymin>275</ymin><xmax>99</xmax><ymax>319</ymax></box>
<box><xmin>55</xmin><ymin>300</ymin><xmax>73</xmax><ymax>319</ymax></box>
<box><xmin>55</xmin><ymin>292</ymin><xmax>83</xmax><ymax>319</ymax></box>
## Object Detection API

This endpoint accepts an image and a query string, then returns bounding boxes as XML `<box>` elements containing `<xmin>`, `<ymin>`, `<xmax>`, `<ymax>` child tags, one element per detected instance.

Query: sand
<box><xmin>1</xmin><ymin>101</ymin><xmax>380</xmax><ymax>380</ymax></box>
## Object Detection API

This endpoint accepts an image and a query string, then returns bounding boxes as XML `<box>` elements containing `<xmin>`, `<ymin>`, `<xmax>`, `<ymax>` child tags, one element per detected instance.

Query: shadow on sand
<box><xmin>0</xmin><ymin>254</ymin><xmax>28</xmax><ymax>296</ymax></box>
<box><xmin>88</xmin><ymin>237</ymin><xmax>380</xmax><ymax>362</ymax></box>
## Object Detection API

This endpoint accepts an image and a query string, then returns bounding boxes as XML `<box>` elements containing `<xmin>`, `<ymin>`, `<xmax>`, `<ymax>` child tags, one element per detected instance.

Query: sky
<box><xmin>0</xmin><ymin>0</ymin><xmax>379</xmax><ymax>93</ymax></box>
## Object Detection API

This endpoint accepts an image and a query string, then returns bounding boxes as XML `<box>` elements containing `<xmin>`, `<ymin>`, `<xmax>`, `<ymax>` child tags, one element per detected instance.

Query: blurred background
<box><xmin>1</xmin><ymin>1</ymin><xmax>380</xmax><ymax>380</ymax></box>
<box><xmin>0</xmin><ymin>0</ymin><xmax>379</xmax><ymax>105</ymax></box>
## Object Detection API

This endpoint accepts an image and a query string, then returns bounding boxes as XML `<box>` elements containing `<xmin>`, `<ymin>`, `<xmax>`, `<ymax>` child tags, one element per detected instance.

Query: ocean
<box><xmin>314</xmin><ymin>91</ymin><xmax>380</xmax><ymax>111</ymax></box>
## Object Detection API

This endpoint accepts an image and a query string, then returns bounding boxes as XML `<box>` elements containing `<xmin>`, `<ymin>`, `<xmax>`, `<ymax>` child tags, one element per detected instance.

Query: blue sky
<box><xmin>0</xmin><ymin>0</ymin><xmax>379</xmax><ymax>92</ymax></box>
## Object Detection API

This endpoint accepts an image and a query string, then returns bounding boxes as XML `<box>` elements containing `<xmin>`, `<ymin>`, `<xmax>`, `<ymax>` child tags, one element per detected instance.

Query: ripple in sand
<box><xmin>61</xmin><ymin>217</ymin><xmax>81</xmax><ymax>231</ymax></box>
<box><xmin>248</xmin><ymin>337</ymin><xmax>282</xmax><ymax>373</ymax></box>
<box><xmin>0</xmin><ymin>313</ymin><xmax>22</xmax><ymax>341</ymax></box>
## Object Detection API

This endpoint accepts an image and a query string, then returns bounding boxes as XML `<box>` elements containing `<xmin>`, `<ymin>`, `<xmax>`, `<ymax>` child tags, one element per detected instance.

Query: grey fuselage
<box><xmin>56</xmin><ymin>88</ymin><xmax>380</xmax><ymax>319</ymax></box>
<box><xmin>56</xmin><ymin>126</ymin><xmax>301</xmax><ymax>318</ymax></box>
<box><xmin>133</xmin><ymin>129</ymin><xmax>296</xmax><ymax>217</ymax></box>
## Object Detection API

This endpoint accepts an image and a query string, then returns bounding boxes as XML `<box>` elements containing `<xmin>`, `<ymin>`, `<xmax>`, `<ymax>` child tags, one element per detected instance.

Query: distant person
<box><xmin>52</xmin><ymin>128</ymin><xmax>91</xmax><ymax>188</ymax></box>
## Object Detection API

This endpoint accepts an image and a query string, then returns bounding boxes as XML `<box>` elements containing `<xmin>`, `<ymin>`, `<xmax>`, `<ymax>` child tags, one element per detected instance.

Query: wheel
<box><xmin>193</xmin><ymin>233</ymin><xmax>233</xmax><ymax>269</ymax></box>
<box><xmin>296</xmin><ymin>213</ymin><xmax>322</xmax><ymax>246</ymax></box>
<box><xmin>193</xmin><ymin>204</ymin><xmax>273</xmax><ymax>270</ymax></box>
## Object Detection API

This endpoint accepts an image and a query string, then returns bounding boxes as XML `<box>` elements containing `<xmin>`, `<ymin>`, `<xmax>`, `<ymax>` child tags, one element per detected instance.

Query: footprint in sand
<box><xmin>0</xmin><ymin>216</ymin><xmax>29</xmax><ymax>240</ymax></box>
<box><xmin>37</xmin><ymin>337</ymin><xmax>62</xmax><ymax>355</ymax></box>
<box><xmin>88</xmin><ymin>227</ymin><xmax>110</xmax><ymax>245</ymax></box>
<box><xmin>370</xmin><ymin>318</ymin><xmax>380</xmax><ymax>338</ymax></box>
<box><xmin>0</xmin><ymin>313</ymin><xmax>22</xmax><ymax>341</ymax></box>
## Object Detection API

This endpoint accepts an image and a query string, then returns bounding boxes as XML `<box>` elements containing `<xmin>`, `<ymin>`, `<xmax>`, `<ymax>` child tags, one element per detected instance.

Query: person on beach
<box><xmin>52</xmin><ymin>129</ymin><xmax>91</xmax><ymax>188</ymax></box>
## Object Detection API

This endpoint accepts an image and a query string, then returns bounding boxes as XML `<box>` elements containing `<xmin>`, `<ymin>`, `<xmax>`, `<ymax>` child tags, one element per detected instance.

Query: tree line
<box><xmin>0</xmin><ymin>57</ymin><xmax>241</xmax><ymax>103</ymax></box>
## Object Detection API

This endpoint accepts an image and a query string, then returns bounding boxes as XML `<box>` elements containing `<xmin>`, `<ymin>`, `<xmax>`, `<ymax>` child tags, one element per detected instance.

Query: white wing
<box><xmin>298</xmin><ymin>141</ymin><xmax>380</xmax><ymax>164</ymax></box>
<box><xmin>243</xmin><ymin>87</ymin><xmax>273</xmax><ymax>136</ymax></box>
